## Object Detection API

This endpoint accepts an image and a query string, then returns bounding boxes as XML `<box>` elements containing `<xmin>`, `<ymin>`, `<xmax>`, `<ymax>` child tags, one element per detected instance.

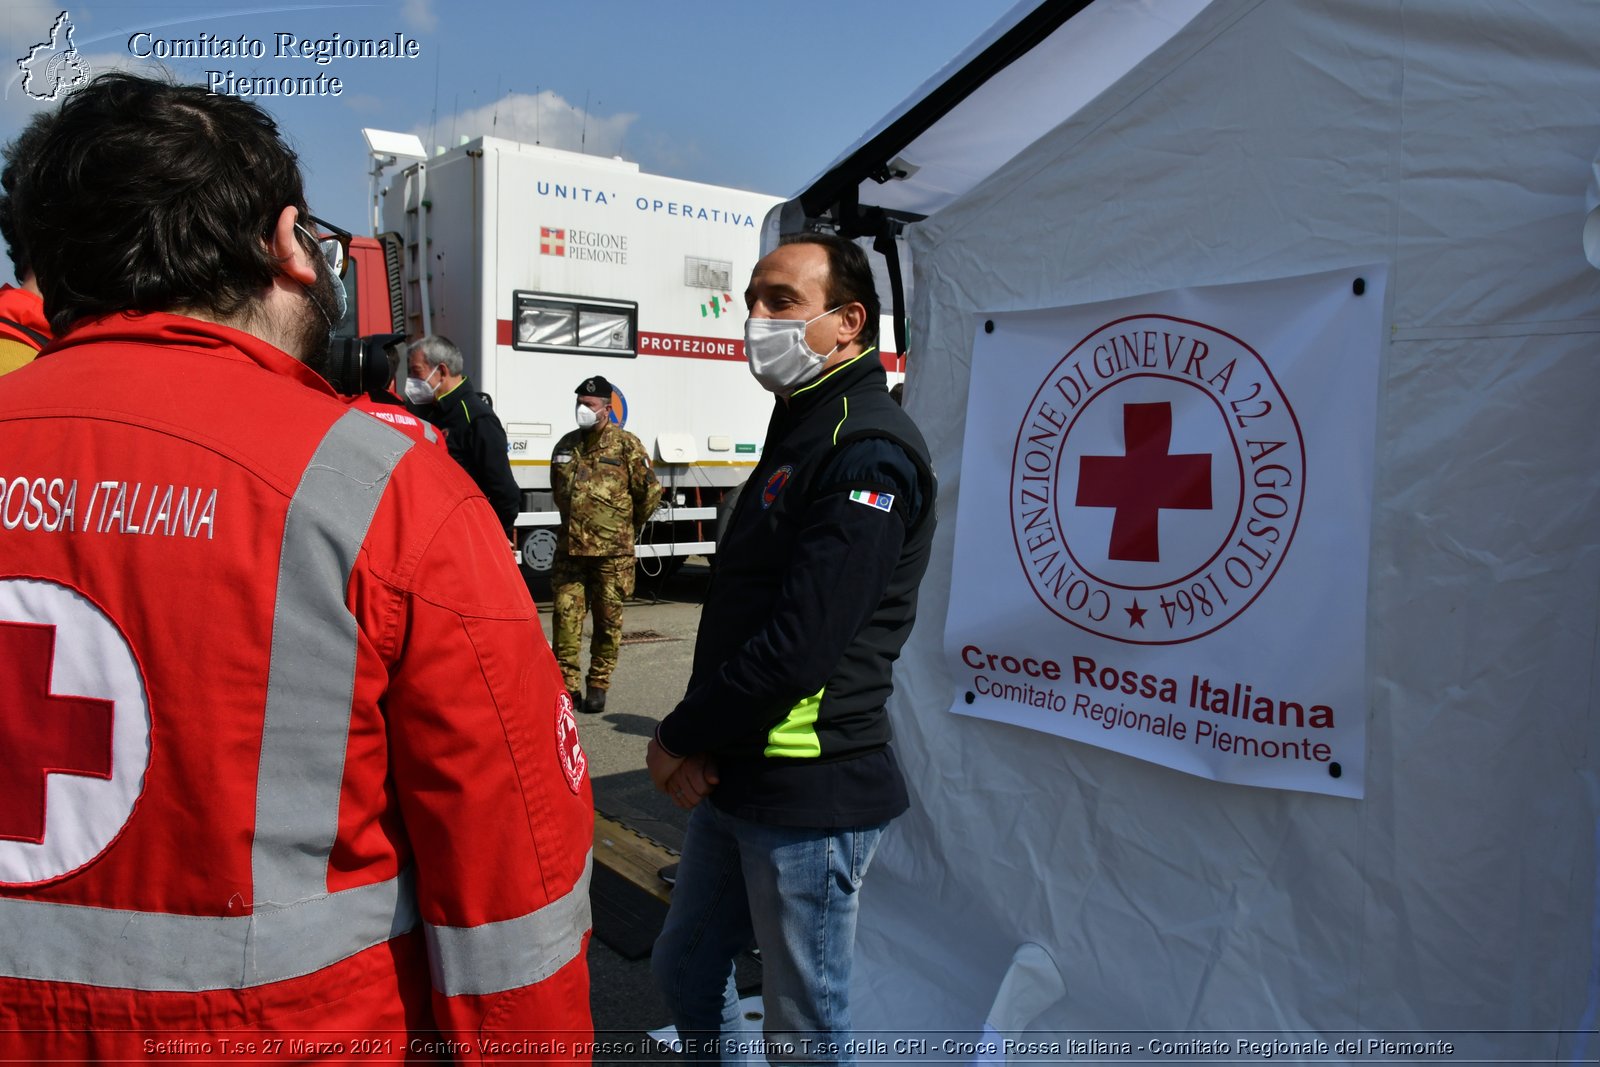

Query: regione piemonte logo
<box><xmin>17</xmin><ymin>11</ymin><xmax>92</xmax><ymax>102</ymax></box>
<box><xmin>1009</xmin><ymin>314</ymin><xmax>1305</xmax><ymax>644</ymax></box>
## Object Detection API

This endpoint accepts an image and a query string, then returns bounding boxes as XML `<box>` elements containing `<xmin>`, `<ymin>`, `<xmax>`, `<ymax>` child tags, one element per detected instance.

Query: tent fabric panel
<box><xmin>823</xmin><ymin>0</ymin><xmax>1211</xmax><ymax>217</ymax></box>
<box><xmin>862</xmin><ymin>0</ymin><xmax>1600</xmax><ymax>1051</ymax></box>
<box><xmin>1389</xmin><ymin>2</ymin><xmax>1600</xmax><ymax>330</ymax></box>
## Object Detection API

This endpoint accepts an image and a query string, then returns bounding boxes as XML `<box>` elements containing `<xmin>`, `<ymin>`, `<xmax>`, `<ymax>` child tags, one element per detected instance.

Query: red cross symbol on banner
<box><xmin>540</xmin><ymin>227</ymin><xmax>566</xmax><ymax>256</ymax></box>
<box><xmin>1076</xmin><ymin>401</ymin><xmax>1213</xmax><ymax>563</ymax></box>
<box><xmin>0</xmin><ymin>620</ymin><xmax>115</xmax><ymax>844</ymax></box>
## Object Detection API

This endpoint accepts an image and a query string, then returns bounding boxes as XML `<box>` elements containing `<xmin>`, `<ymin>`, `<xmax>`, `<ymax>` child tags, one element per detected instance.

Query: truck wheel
<box><xmin>520</xmin><ymin>527</ymin><xmax>558</xmax><ymax>577</ymax></box>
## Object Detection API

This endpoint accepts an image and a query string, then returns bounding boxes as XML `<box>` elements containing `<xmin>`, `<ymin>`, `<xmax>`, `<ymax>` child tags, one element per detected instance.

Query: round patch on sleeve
<box><xmin>761</xmin><ymin>464</ymin><xmax>793</xmax><ymax>509</ymax></box>
<box><xmin>555</xmin><ymin>690</ymin><xmax>588</xmax><ymax>795</ymax></box>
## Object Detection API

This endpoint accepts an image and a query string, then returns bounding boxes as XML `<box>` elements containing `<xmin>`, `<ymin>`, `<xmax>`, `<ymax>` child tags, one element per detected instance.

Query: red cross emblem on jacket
<box><xmin>0</xmin><ymin>621</ymin><xmax>115</xmax><ymax>845</ymax></box>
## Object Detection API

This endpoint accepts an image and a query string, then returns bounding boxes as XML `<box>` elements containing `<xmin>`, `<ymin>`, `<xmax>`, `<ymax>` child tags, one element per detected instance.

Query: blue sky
<box><xmin>0</xmin><ymin>0</ymin><xmax>1020</xmax><ymax>252</ymax></box>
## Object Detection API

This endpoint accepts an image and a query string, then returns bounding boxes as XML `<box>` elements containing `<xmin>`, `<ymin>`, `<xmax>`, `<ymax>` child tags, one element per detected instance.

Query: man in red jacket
<box><xmin>0</xmin><ymin>110</ymin><xmax>54</xmax><ymax>374</ymax></box>
<box><xmin>0</xmin><ymin>275</ymin><xmax>48</xmax><ymax>374</ymax></box>
<box><xmin>0</xmin><ymin>73</ymin><xmax>594</xmax><ymax>1062</ymax></box>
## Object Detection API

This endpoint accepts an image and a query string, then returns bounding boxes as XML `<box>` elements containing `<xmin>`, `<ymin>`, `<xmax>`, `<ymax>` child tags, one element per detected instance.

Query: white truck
<box><xmin>377</xmin><ymin>135</ymin><xmax>789</xmax><ymax>579</ymax></box>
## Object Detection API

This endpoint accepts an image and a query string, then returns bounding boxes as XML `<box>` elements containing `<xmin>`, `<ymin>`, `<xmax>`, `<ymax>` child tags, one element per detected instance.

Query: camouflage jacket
<box><xmin>551</xmin><ymin>420</ymin><xmax>662</xmax><ymax>557</ymax></box>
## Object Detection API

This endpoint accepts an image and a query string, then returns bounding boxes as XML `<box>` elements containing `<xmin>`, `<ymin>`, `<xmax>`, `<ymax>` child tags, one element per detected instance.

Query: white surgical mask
<box><xmin>404</xmin><ymin>366</ymin><xmax>440</xmax><ymax>405</ymax></box>
<box><xmin>575</xmin><ymin>402</ymin><xmax>601</xmax><ymax>429</ymax></box>
<box><xmin>743</xmin><ymin>306</ymin><xmax>842</xmax><ymax>395</ymax></box>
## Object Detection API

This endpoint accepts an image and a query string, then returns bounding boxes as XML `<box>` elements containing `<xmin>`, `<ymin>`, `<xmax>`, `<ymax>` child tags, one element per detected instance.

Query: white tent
<box><xmin>766</xmin><ymin>0</ymin><xmax>1600</xmax><ymax>1059</ymax></box>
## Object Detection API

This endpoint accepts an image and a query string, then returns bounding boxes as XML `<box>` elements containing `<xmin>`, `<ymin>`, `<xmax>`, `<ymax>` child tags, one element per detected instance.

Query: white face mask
<box><xmin>575</xmin><ymin>402</ymin><xmax>601</xmax><ymax>429</ymax></box>
<box><xmin>743</xmin><ymin>306</ymin><xmax>842</xmax><ymax>395</ymax></box>
<box><xmin>403</xmin><ymin>366</ymin><xmax>440</xmax><ymax>405</ymax></box>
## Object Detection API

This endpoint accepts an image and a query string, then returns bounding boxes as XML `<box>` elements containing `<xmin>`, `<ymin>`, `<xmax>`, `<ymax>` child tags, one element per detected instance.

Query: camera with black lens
<box><xmin>324</xmin><ymin>332</ymin><xmax>408</xmax><ymax>398</ymax></box>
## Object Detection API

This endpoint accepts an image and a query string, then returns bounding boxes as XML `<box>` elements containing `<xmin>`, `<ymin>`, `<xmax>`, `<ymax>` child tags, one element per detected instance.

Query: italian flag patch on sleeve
<box><xmin>849</xmin><ymin>489</ymin><xmax>895</xmax><ymax>512</ymax></box>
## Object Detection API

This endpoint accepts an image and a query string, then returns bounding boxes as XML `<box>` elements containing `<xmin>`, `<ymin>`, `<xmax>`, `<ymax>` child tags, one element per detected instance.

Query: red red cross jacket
<box><xmin>0</xmin><ymin>282</ymin><xmax>51</xmax><ymax>376</ymax></box>
<box><xmin>0</xmin><ymin>313</ymin><xmax>593</xmax><ymax>1063</ymax></box>
<box><xmin>349</xmin><ymin>390</ymin><xmax>450</xmax><ymax>451</ymax></box>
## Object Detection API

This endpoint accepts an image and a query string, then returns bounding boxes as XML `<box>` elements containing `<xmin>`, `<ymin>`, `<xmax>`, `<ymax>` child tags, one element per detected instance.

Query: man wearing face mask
<box><xmin>0</xmin><ymin>74</ymin><xmax>594</xmax><ymax>1059</ymax></box>
<box><xmin>647</xmin><ymin>233</ymin><xmax>936</xmax><ymax>1063</ymax></box>
<box><xmin>344</xmin><ymin>337</ymin><xmax>448</xmax><ymax>452</ymax></box>
<box><xmin>550</xmin><ymin>375</ymin><xmax>663</xmax><ymax>713</ymax></box>
<box><xmin>404</xmin><ymin>334</ymin><xmax>523</xmax><ymax>539</ymax></box>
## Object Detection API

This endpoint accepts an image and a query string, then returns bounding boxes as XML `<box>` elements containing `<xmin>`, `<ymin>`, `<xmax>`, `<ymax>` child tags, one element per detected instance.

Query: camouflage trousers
<box><xmin>551</xmin><ymin>554</ymin><xmax>636</xmax><ymax>693</ymax></box>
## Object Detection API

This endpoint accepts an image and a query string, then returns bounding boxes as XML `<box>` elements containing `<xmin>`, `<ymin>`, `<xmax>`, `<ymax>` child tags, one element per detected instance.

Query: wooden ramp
<box><xmin>590</xmin><ymin>811</ymin><xmax>678</xmax><ymax>959</ymax></box>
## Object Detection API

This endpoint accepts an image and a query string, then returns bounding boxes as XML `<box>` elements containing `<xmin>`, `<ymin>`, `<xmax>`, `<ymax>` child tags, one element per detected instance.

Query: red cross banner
<box><xmin>943</xmin><ymin>266</ymin><xmax>1386</xmax><ymax>798</ymax></box>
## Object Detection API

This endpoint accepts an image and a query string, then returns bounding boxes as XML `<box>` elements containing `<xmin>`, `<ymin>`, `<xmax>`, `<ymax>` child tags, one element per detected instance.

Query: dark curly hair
<box><xmin>10</xmin><ymin>73</ymin><xmax>312</xmax><ymax>335</ymax></box>
<box><xmin>0</xmin><ymin>110</ymin><xmax>57</xmax><ymax>281</ymax></box>
<box><xmin>779</xmin><ymin>231</ymin><xmax>880</xmax><ymax>351</ymax></box>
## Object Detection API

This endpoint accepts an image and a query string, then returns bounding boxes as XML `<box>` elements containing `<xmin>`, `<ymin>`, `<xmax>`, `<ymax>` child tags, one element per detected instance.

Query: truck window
<box><xmin>512</xmin><ymin>290</ymin><xmax>637</xmax><ymax>358</ymax></box>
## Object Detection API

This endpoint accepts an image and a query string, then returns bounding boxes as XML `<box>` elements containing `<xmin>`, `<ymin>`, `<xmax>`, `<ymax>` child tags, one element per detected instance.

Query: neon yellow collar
<box><xmin>790</xmin><ymin>347</ymin><xmax>877</xmax><ymax>399</ymax></box>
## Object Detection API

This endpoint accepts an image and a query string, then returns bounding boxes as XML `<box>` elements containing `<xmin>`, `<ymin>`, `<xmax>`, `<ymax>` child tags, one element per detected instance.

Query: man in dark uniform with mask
<box><xmin>404</xmin><ymin>334</ymin><xmax>522</xmax><ymax>538</ymax></box>
<box><xmin>550</xmin><ymin>375</ymin><xmax>662</xmax><ymax>713</ymax></box>
<box><xmin>647</xmin><ymin>234</ymin><xmax>936</xmax><ymax>1062</ymax></box>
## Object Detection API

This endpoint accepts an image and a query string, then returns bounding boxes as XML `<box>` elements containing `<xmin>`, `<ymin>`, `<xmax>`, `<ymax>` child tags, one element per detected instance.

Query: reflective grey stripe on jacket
<box><xmin>255</xmin><ymin>408</ymin><xmax>412</xmax><ymax>904</ymax></box>
<box><xmin>0</xmin><ymin>874</ymin><xmax>417</xmax><ymax>991</ymax></box>
<box><xmin>425</xmin><ymin>851</ymin><xmax>594</xmax><ymax>996</ymax></box>
<box><xmin>1</xmin><ymin>410</ymin><xmax>415</xmax><ymax>991</ymax></box>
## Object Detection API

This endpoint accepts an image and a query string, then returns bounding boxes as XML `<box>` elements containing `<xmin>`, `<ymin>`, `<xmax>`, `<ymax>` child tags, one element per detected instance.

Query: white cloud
<box><xmin>631</xmin><ymin>129</ymin><xmax>706</xmax><ymax>177</ymax></box>
<box><xmin>341</xmin><ymin>92</ymin><xmax>387</xmax><ymax>116</ymax></box>
<box><xmin>1</xmin><ymin>0</ymin><xmax>71</xmax><ymax>55</ymax></box>
<box><xmin>401</xmin><ymin>0</ymin><xmax>438</xmax><ymax>34</ymax></box>
<box><xmin>410</xmin><ymin>90</ymin><xmax>636</xmax><ymax>157</ymax></box>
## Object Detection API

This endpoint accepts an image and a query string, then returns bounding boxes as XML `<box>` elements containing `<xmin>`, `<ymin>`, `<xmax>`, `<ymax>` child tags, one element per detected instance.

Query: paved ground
<box><xmin>533</xmin><ymin>560</ymin><xmax>763</xmax><ymax>1062</ymax></box>
<box><xmin>536</xmin><ymin>561</ymin><xmax>707</xmax><ymax>857</ymax></box>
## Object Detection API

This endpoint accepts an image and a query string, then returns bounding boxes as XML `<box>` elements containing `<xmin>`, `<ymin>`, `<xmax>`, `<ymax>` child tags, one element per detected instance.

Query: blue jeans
<box><xmin>651</xmin><ymin>801</ymin><xmax>887</xmax><ymax>1066</ymax></box>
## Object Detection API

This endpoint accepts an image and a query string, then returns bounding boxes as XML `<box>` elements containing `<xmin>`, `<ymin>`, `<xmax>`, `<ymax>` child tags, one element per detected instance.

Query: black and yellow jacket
<box><xmin>416</xmin><ymin>378</ymin><xmax>522</xmax><ymax>535</ymax></box>
<box><xmin>656</xmin><ymin>353</ymin><xmax>936</xmax><ymax>827</ymax></box>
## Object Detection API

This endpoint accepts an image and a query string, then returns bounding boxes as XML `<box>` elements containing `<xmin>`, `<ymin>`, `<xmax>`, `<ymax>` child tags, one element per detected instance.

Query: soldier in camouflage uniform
<box><xmin>551</xmin><ymin>374</ymin><xmax>663</xmax><ymax>713</ymax></box>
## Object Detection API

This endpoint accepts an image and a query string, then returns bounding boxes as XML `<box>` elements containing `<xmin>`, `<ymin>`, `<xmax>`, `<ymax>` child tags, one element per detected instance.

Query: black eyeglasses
<box><xmin>296</xmin><ymin>213</ymin><xmax>352</xmax><ymax>278</ymax></box>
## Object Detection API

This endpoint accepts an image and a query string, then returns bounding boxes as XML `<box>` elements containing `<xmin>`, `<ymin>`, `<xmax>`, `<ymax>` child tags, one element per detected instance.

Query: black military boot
<box><xmin>583</xmin><ymin>687</ymin><xmax>607</xmax><ymax>714</ymax></box>
<box><xmin>567</xmin><ymin>688</ymin><xmax>583</xmax><ymax>710</ymax></box>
